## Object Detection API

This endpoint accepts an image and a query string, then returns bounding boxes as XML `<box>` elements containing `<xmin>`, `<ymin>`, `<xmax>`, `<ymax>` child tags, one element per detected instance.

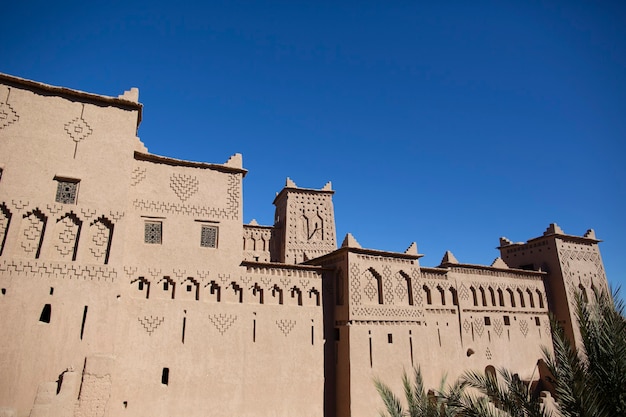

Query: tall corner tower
<box><xmin>498</xmin><ymin>223</ymin><xmax>609</xmax><ymax>349</ymax></box>
<box><xmin>271</xmin><ymin>178</ymin><xmax>337</xmax><ymax>264</ymax></box>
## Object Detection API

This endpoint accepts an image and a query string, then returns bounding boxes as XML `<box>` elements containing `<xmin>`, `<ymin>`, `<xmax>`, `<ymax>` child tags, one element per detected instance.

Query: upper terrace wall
<box><xmin>126</xmin><ymin>152</ymin><xmax>245</xmax><ymax>271</ymax></box>
<box><xmin>0</xmin><ymin>75</ymin><xmax>142</xmax><ymax>266</ymax></box>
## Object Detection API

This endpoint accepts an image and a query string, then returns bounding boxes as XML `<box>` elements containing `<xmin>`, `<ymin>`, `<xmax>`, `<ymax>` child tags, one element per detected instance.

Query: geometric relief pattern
<box><xmin>133</xmin><ymin>199</ymin><xmax>232</xmax><ymax>220</ymax></box>
<box><xmin>383</xmin><ymin>265</ymin><xmax>394</xmax><ymax>304</ymax></box>
<box><xmin>394</xmin><ymin>275</ymin><xmax>406</xmax><ymax>302</ymax></box>
<box><xmin>485</xmin><ymin>347</ymin><xmax>493</xmax><ymax>360</ymax></box>
<box><xmin>226</xmin><ymin>174</ymin><xmax>241</xmax><ymax>220</ymax></box>
<box><xmin>131</xmin><ymin>167</ymin><xmax>147</xmax><ymax>186</ymax></box>
<box><xmin>276</xmin><ymin>319</ymin><xmax>296</xmax><ymax>336</ymax></box>
<box><xmin>20</xmin><ymin>210</ymin><xmax>47</xmax><ymax>256</ymax></box>
<box><xmin>463</xmin><ymin>319</ymin><xmax>471</xmax><ymax>333</ymax></box>
<box><xmin>349</xmin><ymin>263</ymin><xmax>361</xmax><ymax>305</ymax></box>
<box><xmin>209</xmin><ymin>314</ymin><xmax>237</xmax><ymax>335</ymax></box>
<box><xmin>0</xmin><ymin>259</ymin><xmax>117</xmax><ymax>282</ymax></box>
<box><xmin>493</xmin><ymin>318</ymin><xmax>504</xmax><ymax>337</ymax></box>
<box><xmin>0</xmin><ymin>99</ymin><xmax>19</xmax><ymax>130</ymax></box>
<box><xmin>519</xmin><ymin>319</ymin><xmax>529</xmax><ymax>337</ymax></box>
<box><xmin>352</xmin><ymin>306</ymin><xmax>423</xmax><ymax>319</ymax></box>
<box><xmin>458</xmin><ymin>283</ymin><xmax>469</xmax><ymax>301</ymax></box>
<box><xmin>89</xmin><ymin>216</ymin><xmax>113</xmax><ymax>263</ymax></box>
<box><xmin>64</xmin><ymin>104</ymin><xmax>93</xmax><ymax>158</ymax></box>
<box><xmin>138</xmin><ymin>316</ymin><xmax>164</xmax><ymax>335</ymax></box>
<box><xmin>474</xmin><ymin>318</ymin><xmax>485</xmax><ymax>337</ymax></box>
<box><xmin>364</xmin><ymin>278</ymin><xmax>377</xmax><ymax>302</ymax></box>
<box><xmin>55</xmin><ymin>214</ymin><xmax>81</xmax><ymax>259</ymax></box>
<box><xmin>170</xmin><ymin>173</ymin><xmax>199</xmax><ymax>202</ymax></box>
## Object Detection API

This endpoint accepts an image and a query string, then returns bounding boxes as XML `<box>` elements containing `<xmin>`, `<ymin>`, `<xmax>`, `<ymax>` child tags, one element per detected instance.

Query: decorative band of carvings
<box><xmin>450</xmin><ymin>267</ymin><xmax>543</xmax><ymax>280</ymax></box>
<box><xmin>336</xmin><ymin>320</ymin><xmax>423</xmax><ymax>326</ymax></box>
<box><xmin>243</xmin><ymin>266</ymin><xmax>322</xmax><ymax>279</ymax></box>
<box><xmin>355</xmin><ymin>254</ymin><xmax>416</xmax><ymax>265</ymax></box>
<box><xmin>462</xmin><ymin>308</ymin><xmax>548</xmax><ymax>315</ymax></box>
<box><xmin>0</xmin><ymin>259</ymin><xmax>117</xmax><ymax>282</ymax></box>
<box><xmin>352</xmin><ymin>306</ymin><xmax>424</xmax><ymax>318</ymax></box>
<box><xmin>132</xmin><ymin>199</ymin><xmax>234</xmax><ymax>220</ymax></box>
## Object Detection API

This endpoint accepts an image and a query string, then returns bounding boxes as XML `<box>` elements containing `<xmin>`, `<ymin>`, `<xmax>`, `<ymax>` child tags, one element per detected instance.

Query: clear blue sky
<box><xmin>2</xmin><ymin>1</ymin><xmax>625</xmax><ymax>288</ymax></box>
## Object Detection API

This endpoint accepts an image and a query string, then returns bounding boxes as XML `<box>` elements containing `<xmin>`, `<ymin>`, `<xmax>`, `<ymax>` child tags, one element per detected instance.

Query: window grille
<box><xmin>55</xmin><ymin>180</ymin><xmax>79</xmax><ymax>204</ymax></box>
<box><xmin>144</xmin><ymin>221</ymin><xmax>162</xmax><ymax>244</ymax></box>
<box><xmin>200</xmin><ymin>225</ymin><xmax>218</xmax><ymax>248</ymax></box>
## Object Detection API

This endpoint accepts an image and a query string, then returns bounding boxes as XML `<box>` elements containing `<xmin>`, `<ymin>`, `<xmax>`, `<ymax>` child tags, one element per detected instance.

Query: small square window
<box><xmin>145</xmin><ymin>221</ymin><xmax>162</xmax><ymax>244</ymax></box>
<box><xmin>387</xmin><ymin>333</ymin><xmax>393</xmax><ymax>343</ymax></box>
<box><xmin>484</xmin><ymin>317</ymin><xmax>491</xmax><ymax>326</ymax></box>
<box><xmin>535</xmin><ymin>317</ymin><xmax>541</xmax><ymax>326</ymax></box>
<box><xmin>504</xmin><ymin>316</ymin><xmax>510</xmax><ymax>326</ymax></box>
<box><xmin>200</xmin><ymin>225</ymin><xmax>218</xmax><ymax>248</ymax></box>
<box><xmin>163</xmin><ymin>282</ymin><xmax>169</xmax><ymax>291</ymax></box>
<box><xmin>55</xmin><ymin>179</ymin><xmax>79</xmax><ymax>204</ymax></box>
<box><xmin>186</xmin><ymin>284</ymin><xmax>192</xmax><ymax>292</ymax></box>
<box><xmin>138</xmin><ymin>281</ymin><xmax>144</xmax><ymax>290</ymax></box>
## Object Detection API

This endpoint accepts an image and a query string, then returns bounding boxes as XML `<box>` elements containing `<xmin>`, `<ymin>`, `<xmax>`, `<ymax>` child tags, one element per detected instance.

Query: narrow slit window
<box><xmin>161</xmin><ymin>368</ymin><xmax>169</xmax><ymax>385</ymax></box>
<box><xmin>39</xmin><ymin>304</ymin><xmax>51</xmax><ymax>323</ymax></box>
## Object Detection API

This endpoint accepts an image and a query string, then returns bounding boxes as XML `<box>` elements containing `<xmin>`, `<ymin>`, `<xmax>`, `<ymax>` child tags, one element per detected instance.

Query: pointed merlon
<box><xmin>118</xmin><ymin>87</ymin><xmax>139</xmax><ymax>103</ymax></box>
<box><xmin>543</xmin><ymin>223</ymin><xmax>564</xmax><ymax>236</ymax></box>
<box><xmin>499</xmin><ymin>237</ymin><xmax>512</xmax><ymax>246</ymax></box>
<box><xmin>341</xmin><ymin>233</ymin><xmax>362</xmax><ymax>249</ymax></box>
<box><xmin>248</xmin><ymin>219</ymin><xmax>259</xmax><ymax>226</ymax></box>
<box><xmin>404</xmin><ymin>242</ymin><xmax>418</xmax><ymax>255</ymax></box>
<box><xmin>285</xmin><ymin>177</ymin><xmax>297</xmax><ymax>188</ymax></box>
<box><xmin>440</xmin><ymin>250</ymin><xmax>458</xmax><ymax>265</ymax></box>
<box><xmin>490</xmin><ymin>257</ymin><xmax>509</xmax><ymax>269</ymax></box>
<box><xmin>322</xmin><ymin>181</ymin><xmax>333</xmax><ymax>191</ymax></box>
<box><xmin>584</xmin><ymin>229</ymin><xmax>596</xmax><ymax>239</ymax></box>
<box><xmin>224</xmin><ymin>153</ymin><xmax>243</xmax><ymax>168</ymax></box>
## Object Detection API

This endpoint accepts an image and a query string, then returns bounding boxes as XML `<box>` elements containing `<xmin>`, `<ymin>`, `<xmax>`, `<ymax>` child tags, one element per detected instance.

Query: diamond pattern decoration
<box><xmin>64</xmin><ymin>115</ymin><xmax>93</xmax><ymax>143</ymax></box>
<box><xmin>363</xmin><ymin>279</ymin><xmax>377</xmax><ymax>301</ymax></box>
<box><xmin>0</xmin><ymin>102</ymin><xmax>19</xmax><ymax>129</ymax></box>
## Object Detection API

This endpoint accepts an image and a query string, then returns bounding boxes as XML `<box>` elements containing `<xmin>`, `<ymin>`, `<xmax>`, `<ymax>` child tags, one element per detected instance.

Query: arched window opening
<box><xmin>488</xmin><ymin>287</ymin><xmax>496</xmax><ymax>306</ymax></box>
<box><xmin>449</xmin><ymin>287</ymin><xmax>459</xmax><ymax>306</ymax></box>
<box><xmin>517</xmin><ymin>288</ymin><xmax>526</xmax><ymax>308</ymax></box>
<box><xmin>470</xmin><ymin>286</ymin><xmax>478</xmax><ymax>306</ymax></box>
<box><xmin>536</xmin><ymin>289</ymin><xmax>544</xmax><ymax>308</ymax></box>
<box><xmin>479</xmin><ymin>287</ymin><xmax>487</xmax><ymax>306</ymax></box>
<box><xmin>507</xmin><ymin>289</ymin><xmax>516</xmax><ymax>307</ymax></box>
<box><xmin>527</xmin><ymin>289</ymin><xmax>535</xmax><ymax>308</ymax></box>
<box><xmin>497</xmin><ymin>288</ymin><xmax>505</xmax><ymax>307</ymax></box>
<box><xmin>423</xmin><ymin>285</ymin><xmax>432</xmax><ymax>305</ymax></box>
<box><xmin>437</xmin><ymin>286</ymin><xmax>446</xmax><ymax>305</ymax></box>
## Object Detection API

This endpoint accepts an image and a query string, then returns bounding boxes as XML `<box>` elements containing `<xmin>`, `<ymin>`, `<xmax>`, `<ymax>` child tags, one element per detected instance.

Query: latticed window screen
<box><xmin>200</xmin><ymin>225</ymin><xmax>218</xmax><ymax>248</ymax></box>
<box><xmin>55</xmin><ymin>180</ymin><xmax>79</xmax><ymax>204</ymax></box>
<box><xmin>144</xmin><ymin>221</ymin><xmax>162</xmax><ymax>244</ymax></box>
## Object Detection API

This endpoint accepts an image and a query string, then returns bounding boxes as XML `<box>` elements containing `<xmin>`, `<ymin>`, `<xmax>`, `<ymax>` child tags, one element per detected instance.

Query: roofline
<box><xmin>134</xmin><ymin>151</ymin><xmax>248</xmax><ymax>176</ymax></box>
<box><xmin>0</xmin><ymin>72</ymin><xmax>143</xmax><ymax>128</ymax></box>
<box><xmin>441</xmin><ymin>262</ymin><xmax>546</xmax><ymax>276</ymax></box>
<box><xmin>272</xmin><ymin>186</ymin><xmax>334</xmax><ymax>205</ymax></box>
<box><xmin>497</xmin><ymin>232</ymin><xmax>601</xmax><ymax>250</ymax></box>
<box><xmin>241</xmin><ymin>260</ymin><xmax>331</xmax><ymax>272</ymax></box>
<box><xmin>243</xmin><ymin>224</ymin><xmax>274</xmax><ymax>230</ymax></box>
<box><xmin>305</xmin><ymin>246</ymin><xmax>423</xmax><ymax>265</ymax></box>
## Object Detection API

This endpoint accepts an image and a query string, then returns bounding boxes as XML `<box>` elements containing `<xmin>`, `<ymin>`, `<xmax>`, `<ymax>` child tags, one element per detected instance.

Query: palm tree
<box><xmin>542</xmin><ymin>288</ymin><xmax>626</xmax><ymax>417</ymax></box>
<box><xmin>451</xmin><ymin>367</ymin><xmax>552</xmax><ymax>417</ymax></box>
<box><xmin>374</xmin><ymin>366</ymin><xmax>463</xmax><ymax>417</ymax></box>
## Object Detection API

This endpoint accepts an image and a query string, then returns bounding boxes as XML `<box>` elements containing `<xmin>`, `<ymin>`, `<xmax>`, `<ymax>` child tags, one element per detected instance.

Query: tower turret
<box><xmin>271</xmin><ymin>178</ymin><xmax>337</xmax><ymax>264</ymax></box>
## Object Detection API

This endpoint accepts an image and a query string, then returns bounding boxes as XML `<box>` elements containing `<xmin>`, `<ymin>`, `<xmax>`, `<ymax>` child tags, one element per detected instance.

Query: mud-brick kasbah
<box><xmin>0</xmin><ymin>72</ymin><xmax>610</xmax><ymax>417</ymax></box>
